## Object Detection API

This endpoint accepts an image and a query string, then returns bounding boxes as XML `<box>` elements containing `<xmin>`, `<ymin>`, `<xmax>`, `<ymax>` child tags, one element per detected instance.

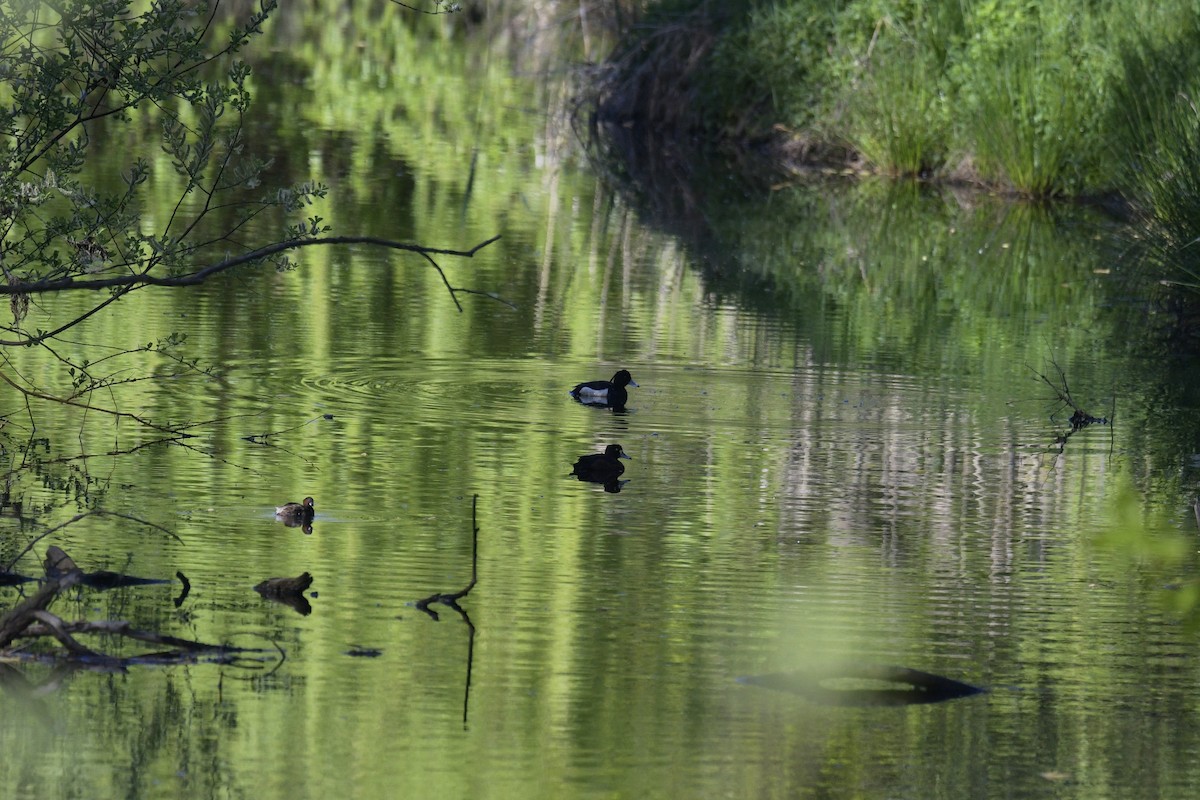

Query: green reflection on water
<box><xmin>4</xmin><ymin>5</ymin><xmax>1200</xmax><ymax>800</ymax></box>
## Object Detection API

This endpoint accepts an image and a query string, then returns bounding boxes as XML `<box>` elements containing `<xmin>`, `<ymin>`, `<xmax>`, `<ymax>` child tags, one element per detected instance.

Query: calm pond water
<box><xmin>3</xmin><ymin>6</ymin><xmax>1200</xmax><ymax>800</ymax></box>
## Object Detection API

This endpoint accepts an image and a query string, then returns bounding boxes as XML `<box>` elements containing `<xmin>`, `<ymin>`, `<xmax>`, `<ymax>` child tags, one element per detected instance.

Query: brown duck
<box><xmin>275</xmin><ymin>496</ymin><xmax>315</xmax><ymax>524</ymax></box>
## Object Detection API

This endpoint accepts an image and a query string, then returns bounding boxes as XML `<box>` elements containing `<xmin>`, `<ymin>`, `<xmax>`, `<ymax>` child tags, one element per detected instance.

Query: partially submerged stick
<box><xmin>0</xmin><ymin>547</ymin><xmax>264</xmax><ymax>667</ymax></box>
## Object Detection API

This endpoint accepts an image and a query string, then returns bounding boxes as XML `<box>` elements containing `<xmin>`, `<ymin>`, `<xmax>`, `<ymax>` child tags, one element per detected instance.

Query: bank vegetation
<box><xmin>583</xmin><ymin>0</ymin><xmax>1200</xmax><ymax>294</ymax></box>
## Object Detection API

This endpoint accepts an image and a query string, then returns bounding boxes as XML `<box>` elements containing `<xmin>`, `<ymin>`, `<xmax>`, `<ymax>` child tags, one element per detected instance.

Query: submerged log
<box><xmin>43</xmin><ymin>545</ymin><xmax>79</xmax><ymax>577</ymax></box>
<box><xmin>254</xmin><ymin>573</ymin><xmax>314</xmax><ymax>615</ymax></box>
<box><xmin>80</xmin><ymin>571</ymin><xmax>174</xmax><ymax>589</ymax></box>
<box><xmin>42</xmin><ymin>544</ymin><xmax>173</xmax><ymax>589</ymax></box>
<box><xmin>29</xmin><ymin>610</ymin><xmax>106</xmax><ymax>659</ymax></box>
<box><xmin>0</xmin><ymin>568</ymin><xmax>82</xmax><ymax>649</ymax></box>
<box><xmin>0</xmin><ymin>547</ymin><xmax>265</xmax><ymax>668</ymax></box>
<box><xmin>738</xmin><ymin>665</ymin><xmax>986</xmax><ymax>706</ymax></box>
<box><xmin>254</xmin><ymin>573</ymin><xmax>313</xmax><ymax>596</ymax></box>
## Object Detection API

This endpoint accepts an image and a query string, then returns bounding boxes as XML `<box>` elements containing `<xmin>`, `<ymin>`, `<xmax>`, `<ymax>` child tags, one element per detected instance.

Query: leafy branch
<box><xmin>1</xmin><ymin>1</ymin><xmax>506</xmax><ymax>342</ymax></box>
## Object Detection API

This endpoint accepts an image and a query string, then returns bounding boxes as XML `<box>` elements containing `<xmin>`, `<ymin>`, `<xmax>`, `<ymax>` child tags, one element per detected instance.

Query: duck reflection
<box><xmin>570</xmin><ymin>444</ymin><xmax>631</xmax><ymax>492</ymax></box>
<box><xmin>276</xmin><ymin>518</ymin><xmax>314</xmax><ymax>535</ymax></box>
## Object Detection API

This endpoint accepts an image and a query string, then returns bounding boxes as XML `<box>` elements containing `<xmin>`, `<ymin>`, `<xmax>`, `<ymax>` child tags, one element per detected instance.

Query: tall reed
<box><xmin>1109</xmin><ymin>14</ymin><xmax>1200</xmax><ymax>287</ymax></box>
<box><xmin>842</xmin><ymin>34</ymin><xmax>949</xmax><ymax>176</ymax></box>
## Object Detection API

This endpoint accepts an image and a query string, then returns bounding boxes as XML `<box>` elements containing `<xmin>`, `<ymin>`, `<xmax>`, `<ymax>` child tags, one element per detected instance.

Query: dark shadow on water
<box><xmin>739</xmin><ymin>665</ymin><xmax>986</xmax><ymax>706</ymax></box>
<box><xmin>174</xmin><ymin>571</ymin><xmax>191</xmax><ymax>607</ymax></box>
<box><xmin>570</xmin><ymin>477</ymin><xmax>629</xmax><ymax>493</ymax></box>
<box><xmin>275</xmin><ymin>516</ymin><xmax>314</xmax><ymax>535</ymax></box>
<box><xmin>254</xmin><ymin>589</ymin><xmax>313</xmax><ymax>616</ymax></box>
<box><xmin>44</xmin><ymin>545</ymin><xmax>176</xmax><ymax>590</ymax></box>
<box><xmin>345</xmin><ymin>645</ymin><xmax>383</xmax><ymax>658</ymax></box>
<box><xmin>572</xmin><ymin>398</ymin><xmax>630</xmax><ymax>413</ymax></box>
<box><xmin>254</xmin><ymin>573</ymin><xmax>315</xmax><ymax>616</ymax></box>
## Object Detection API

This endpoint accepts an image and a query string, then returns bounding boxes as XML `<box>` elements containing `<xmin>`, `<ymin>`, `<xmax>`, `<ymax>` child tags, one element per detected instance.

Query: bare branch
<box><xmin>31</xmin><ymin>610</ymin><xmax>107</xmax><ymax>659</ymax></box>
<box><xmin>0</xmin><ymin>233</ymin><xmax>502</xmax><ymax>294</ymax></box>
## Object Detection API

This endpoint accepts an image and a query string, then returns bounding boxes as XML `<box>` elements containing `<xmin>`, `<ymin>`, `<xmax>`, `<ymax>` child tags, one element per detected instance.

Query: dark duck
<box><xmin>570</xmin><ymin>444</ymin><xmax>631</xmax><ymax>484</ymax></box>
<box><xmin>275</xmin><ymin>496</ymin><xmax>315</xmax><ymax>525</ymax></box>
<box><xmin>569</xmin><ymin>369</ymin><xmax>638</xmax><ymax>410</ymax></box>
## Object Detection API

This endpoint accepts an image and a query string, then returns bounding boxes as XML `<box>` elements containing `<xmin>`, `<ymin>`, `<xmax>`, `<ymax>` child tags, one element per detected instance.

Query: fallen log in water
<box><xmin>0</xmin><ymin>546</ymin><xmax>267</xmax><ymax>669</ymax></box>
<box><xmin>0</xmin><ymin>567</ymin><xmax>83</xmax><ymax>650</ymax></box>
<box><xmin>43</xmin><ymin>545</ymin><xmax>174</xmax><ymax>589</ymax></box>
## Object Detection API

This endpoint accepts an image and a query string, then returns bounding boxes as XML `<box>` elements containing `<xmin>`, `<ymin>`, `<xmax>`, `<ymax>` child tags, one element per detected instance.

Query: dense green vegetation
<box><xmin>590</xmin><ymin>0</ymin><xmax>1200</xmax><ymax>291</ymax></box>
<box><xmin>595</xmin><ymin>1</ymin><xmax>1200</xmax><ymax>198</ymax></box>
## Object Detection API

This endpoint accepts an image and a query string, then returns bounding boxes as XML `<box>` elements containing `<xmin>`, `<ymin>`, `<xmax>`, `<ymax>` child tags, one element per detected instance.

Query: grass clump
<box><xmin>589</xmin><ymin>0</ymin><xmax>1200</xmax><ymax>294</ymax></box>
<box><xmin>1107</xmin><ymin>7</ymin><xmax>1200</xmax><ymax>288</ymax></box>
<box><xmin>595</xmin><ymin>0</ymin><xmax>1173</xmax><ymax>196</ymax></box>
<box><xmin>950</xmin><ymin>5</ymin><xmax>1109</xmax><ymax>196</ymax></box>
<box><xmin>837</xmin><ymin>27</ymin><xmax>952</xmax><ymax>177</ymax></box>
<box><xmin>820</xmin><ymin>0</ymin><xmax>964</xmax><ymax>176</ymax></box>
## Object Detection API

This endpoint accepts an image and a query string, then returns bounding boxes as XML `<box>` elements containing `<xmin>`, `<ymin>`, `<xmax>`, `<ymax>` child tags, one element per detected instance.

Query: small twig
<box><xmin>5</xmin><ymin>514</ymin><xmax>90</xmax><ymax>573</ymax></box>
<box><xmin>414</xmin><ymin>495</ymin><xmax>479</xmax><ymax>611</ymax></box>
<box><xmin>240</xmin><ymin>415</ymin><xmax>333</xmax><ymax>469</ymax></box>
<box><xmin>5</xmin><ymin>435</ymin><xmax>247</xmax><ymax>476</ymax></box>
<box><xmin>241</xmin><ymin>414</ymin><xmax>333</xmax><ymax>444</ymax></box>
<box><xmin>412</xmin><ymin>495</ymin><xmax>479</xmax><ymax>726</ymax></box>
<box><xmin>1028</xmin><ymin>359</ymin><xmax>1109</xmax><ymax>426</ymax></box>
<box><xmin>1028</xmin><ymin>361</ymin><xmax>1080</xmax><ymax>414</ymax></box>
<box><xmin>453</xmin><ymin>287</ymin><xmax>519</xmax><ymax>310</ymax></box>
<box><xmin>101</xmin><ymin>511</ymin><xmax>183</xmax><ymax>543</ymax></box>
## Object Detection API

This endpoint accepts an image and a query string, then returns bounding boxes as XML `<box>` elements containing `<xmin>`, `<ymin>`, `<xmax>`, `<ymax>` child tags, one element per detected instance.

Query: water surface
<box><xmin>3</xmin><ymin>7</ymin><xmax>1200</xmax><ymax>800</ymax></box>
